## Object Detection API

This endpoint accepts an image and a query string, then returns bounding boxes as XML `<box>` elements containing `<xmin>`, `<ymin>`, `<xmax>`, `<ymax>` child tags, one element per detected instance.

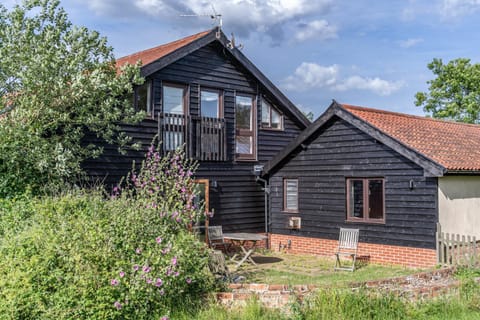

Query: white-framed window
<box><xmin>284</xmin><ymin>178</ymin><xmax>299</xmax><ymax>212</ymax></box>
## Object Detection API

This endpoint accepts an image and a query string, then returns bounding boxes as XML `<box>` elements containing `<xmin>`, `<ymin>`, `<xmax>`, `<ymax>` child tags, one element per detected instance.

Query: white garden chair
<box><xmin>334</xmin><ymin>228</ymin><xmax>359</xmax><ymax>272</ymax></box>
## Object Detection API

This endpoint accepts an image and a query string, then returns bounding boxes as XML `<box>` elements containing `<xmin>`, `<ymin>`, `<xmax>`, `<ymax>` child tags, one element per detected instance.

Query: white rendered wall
<box><xmin>438</xmin><ymin>176</ymin><xmax>480</xmax><ymax>238</ymax></box>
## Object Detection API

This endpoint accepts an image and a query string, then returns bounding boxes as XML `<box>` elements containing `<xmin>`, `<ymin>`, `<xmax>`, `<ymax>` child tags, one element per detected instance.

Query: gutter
<box><xmin>443</xmin><ymin>170</ymin><xmax>480</xmax><ymax>176</ymax></box>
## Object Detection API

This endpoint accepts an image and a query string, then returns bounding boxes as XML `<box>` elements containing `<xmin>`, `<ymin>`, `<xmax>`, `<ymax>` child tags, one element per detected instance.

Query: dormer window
<box><xmin>135</xmin><ymin>80</ymin><xmax>152</xmax><ymax>115</ymax></box>
<box><xmin>261</xmin><ymin>99</ymin><xmax>283</xmax><ymax>130</ymax></box>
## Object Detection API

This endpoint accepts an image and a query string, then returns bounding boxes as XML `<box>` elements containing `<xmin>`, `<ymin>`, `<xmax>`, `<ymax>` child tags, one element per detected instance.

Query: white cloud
<box><xmin>439</xmin><ymin>0</ymin><xmax>480</xmax><ymax>18</ymax></box>
<box><xmin>81</xmin><ymin>0</ymin><xmax>334</xmax><ymax>41</ymax></box>
<box><xmin>283</xmin><ymin>62</ymin><xmax>339</xmax><ymax>91</ymax></box>
<box><xmin>398</xmin><ymin>38</ymin><xmax>423</xmax><ymax>48</ymax></box>
<box><xmin>283</xmin><ymin>62</ymin><xmax>403</xmax><ymax>96</ymax></box>
<box><xmin>295</xmin><ymin>20</ymin><xmax>337</xmax><ymax>42</ymax></box>
<box><xmin>334</xmin><ymin>76</ymin><xmax>404</xmax><ymax>96</ymax></box>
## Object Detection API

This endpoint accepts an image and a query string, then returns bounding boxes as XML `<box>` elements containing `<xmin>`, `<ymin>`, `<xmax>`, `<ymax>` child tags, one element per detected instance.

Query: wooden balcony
<box><xmin>158</xmin><ymin>113</ymin><xmax>227</xmax><ymax>161</ymax></box>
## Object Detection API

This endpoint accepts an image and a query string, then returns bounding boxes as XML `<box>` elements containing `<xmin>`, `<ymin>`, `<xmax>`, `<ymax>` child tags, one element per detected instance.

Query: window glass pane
<box><xmin>261</xmin><ymin>101</ymin><xmax>271</xmax><ymax>127</ymax></box>
<box><xmin>271</xmin><ymin>108</ymin><xmax>282</xmax><ymax>129</ymax></box>
<box><xmin>235</xmin><ymin>136</ymin><xmax>252</xmax><ymax>154</ymax></box>
<box><xmin>163</xmin><ymin>86</ymin><xmax>184</xmax><ymax>114</ymax></box>
<box><xmin>236</xmin><ymin>95</ymin><xmax>252</xmax><ymax>129</ymax></box>
<box><xmin>137</xmin><ymin>81</ymin><xmax>151</xmax><ymax>113</ymax></box>
<box><xmin>349</xmin><ymin>180</ymin><xmax>364</xmax><ymax>218</ymax></box>
<box><xmin>285</xmin><ymin>179</ymin><xmax>298</xmax><ymax>211</ymax></box>
<box><xmin>201</xmin><ymin>90</ymin><xmax>219</xmax><ymax>118</ymax></box>
<box><xmin>368</xmin><ymin>180</ymin><xmax>384</xmax><ymax>219</ymax></box>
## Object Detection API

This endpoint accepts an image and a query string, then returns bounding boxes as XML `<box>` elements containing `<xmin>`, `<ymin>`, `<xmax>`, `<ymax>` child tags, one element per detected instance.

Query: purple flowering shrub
<box><xmin>0</xmin><ymin>147</ymin><xmax>214</xmax><ymax>319</ymax></box>
<box><xmin>120</xmin><ymin>145</ymin><xmax>202</xmax><ymax>230</ymax></box>
<box><xmin>106</xmin><ymin>146</ymin><xmax>214</xmax><ymax>317</ymax></box>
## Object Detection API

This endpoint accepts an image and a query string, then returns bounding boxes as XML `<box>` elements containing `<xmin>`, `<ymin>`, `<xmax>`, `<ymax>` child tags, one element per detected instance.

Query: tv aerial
<box><xmin>180</xmin><ymin>4</ymin><xmax>222</xmax><ymax>28</ymax></box>
<box><xmin>180</xmin><ymin>4</ymin><xmax>243</xmax><ymax>50</ymax></box>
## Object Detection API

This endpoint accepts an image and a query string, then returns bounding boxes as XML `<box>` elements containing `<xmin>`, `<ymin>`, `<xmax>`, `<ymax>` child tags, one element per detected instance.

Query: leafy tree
<box><xmin>0</xmin><ymin>0</ymin><xmax>143</xmax><ymax>196</ymax></box>
<box><xmin>415</xmin><ymin>58</ymin><xmax>480</xmax><ymax>123</ymax></box>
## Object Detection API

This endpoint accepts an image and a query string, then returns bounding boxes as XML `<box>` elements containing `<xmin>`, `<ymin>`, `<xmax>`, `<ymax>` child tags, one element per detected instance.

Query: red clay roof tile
<box><xmin>341</xmin><ymin>104</ymin><xmax>480</xmax><ymax>171</ymax></box>
<box><xmin>115</xmin><ymin>30</ymin><xmax>211</xmax><ymax>69</ymax></box>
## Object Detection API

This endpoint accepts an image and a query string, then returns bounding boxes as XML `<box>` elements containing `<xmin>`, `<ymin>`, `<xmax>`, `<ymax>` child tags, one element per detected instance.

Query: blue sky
<box><xmin>6</xmin><ymin>0</ymin><xmax>480</xmax><ymax>118</ymax></box>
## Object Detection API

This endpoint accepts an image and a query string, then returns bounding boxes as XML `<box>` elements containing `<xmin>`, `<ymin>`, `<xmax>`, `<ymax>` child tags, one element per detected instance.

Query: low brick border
<box><xmin>216</xmin><ymin>267</ymin><xmax>460</xmax><ymax>309</ymax></box>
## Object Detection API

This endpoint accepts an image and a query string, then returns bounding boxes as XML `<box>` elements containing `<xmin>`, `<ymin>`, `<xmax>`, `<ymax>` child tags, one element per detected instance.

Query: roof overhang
<box><xmin>137</xmin><ymin>28</ymin><xmax>310</xmax><ymax>129</ymax></box>
<box><xmin>263</xmin><ymin>101</ymin><xmax>447</xmax><ymax>177</ymax></box>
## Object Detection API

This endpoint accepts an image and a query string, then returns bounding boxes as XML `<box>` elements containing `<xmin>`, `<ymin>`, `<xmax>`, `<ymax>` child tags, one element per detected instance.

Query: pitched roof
<box><xmin>116</xmin><ymin>30</ymin><xmax>211</xmax><ymax>69</ymax></box>
<box><xmin>342</xmin><ymin>104</ymin><xmax>480</xmax><ymax>172</ymax></box>
<box><xmin>264</xmin><ymin>101</ymin><xmax>480</xmax><ymax>176</ymax></box>
<box><xmin>115</xmin><ymin>28</ymin><xmax>310</xmax><ymax>129</ymax></box>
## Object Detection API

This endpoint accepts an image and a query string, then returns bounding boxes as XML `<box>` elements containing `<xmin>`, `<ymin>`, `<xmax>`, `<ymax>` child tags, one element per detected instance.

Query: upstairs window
<box><xmin>235</xmin><ymin>94</ymin><xmax>256</xmax><ymax>160</ymax></box>
<box><xmin>261</xmin><ymin>100</ymin><xmax>283</xmax><ymax>130</ymax></box>
<box><xmin>347</xmin><ymin>178</ymin><xmax>385</xmax><ymax>223</ymax></box>
<box><xmin>161</xmin><ymin>83</ymin><xmax>187</xmax><ymax>151</ymax></box>
<box><xmin>284</xmin><ymin>178</ymin><xmax>299</xmax><ymax>212</ymax></box>
<box><xmin>163</xmin><ymin>84</ymin><xmax>186</xmax><ymax>115</ymax></box>
<box><xmin>201</xmin><ymin>89</ymin><xmax>222</xmax><ymax>118</ymax></box>
<box><xmin>135</xmin><ymin>80</ymin><xmax>152</xmax><ymax>115</ymax></box>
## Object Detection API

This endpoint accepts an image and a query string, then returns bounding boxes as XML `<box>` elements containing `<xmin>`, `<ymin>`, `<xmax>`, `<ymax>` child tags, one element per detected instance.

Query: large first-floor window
<box><xmin>162</xmin><ymin>83</ymin><xmax>187</xmax><ymax>151</ymax></box>
<box><xmin>201</xmin><ymin>89</ymin><xmax>222</xmax><ymax>118</ymax></box>
<box><xmin>347</xmin><ymin>178</ymin><xmax>385</xmax><ymax>223</ymax></box>
<box><xmin>235</xmin><ymin>94</ymin><xmax>256</xmax><ymax>160</ymax></box>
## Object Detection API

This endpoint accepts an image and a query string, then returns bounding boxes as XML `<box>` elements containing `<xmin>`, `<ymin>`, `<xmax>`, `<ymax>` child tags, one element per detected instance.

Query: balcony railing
<box><xmin>158</xmin><ymin>113</ymin><xmax>227</xmax><ymax>161</ymax></box>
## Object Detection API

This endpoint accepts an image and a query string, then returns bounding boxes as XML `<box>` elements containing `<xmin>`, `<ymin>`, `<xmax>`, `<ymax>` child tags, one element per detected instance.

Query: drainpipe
<box><xmin>255</xmin><ymin>176</ymin><xmax>270</xmax><ymax>249</ymax></box>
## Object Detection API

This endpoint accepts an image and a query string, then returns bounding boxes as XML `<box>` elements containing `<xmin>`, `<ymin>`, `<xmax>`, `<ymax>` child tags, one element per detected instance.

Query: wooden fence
<box><xmin>436</xmin><ymin>223</ymin><xmax>477</xmax><ymax>267</ymax></box>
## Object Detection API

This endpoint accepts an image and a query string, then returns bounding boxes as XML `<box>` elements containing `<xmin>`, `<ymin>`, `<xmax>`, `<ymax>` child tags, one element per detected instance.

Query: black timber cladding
<box><xmin>82</xmin><ymin>42</ymin><xmax>303</xmax><ymax>232</ymax></box>
<box><xmin>269</xmin><ymin>116</ymin><xmax>438</xmax><ymax>249</ymax></box>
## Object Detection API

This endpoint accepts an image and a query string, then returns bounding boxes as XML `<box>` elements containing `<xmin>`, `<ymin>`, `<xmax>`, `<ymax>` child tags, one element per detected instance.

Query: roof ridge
<box><xmin>116</xmin><ymin>29</ymin><xmax>212</xmax><ymax>64</ymax></box>
<box><xmin>341</xmin><ymin>103</ymin><xmax>480</xmax><ymax>129</ymax></box>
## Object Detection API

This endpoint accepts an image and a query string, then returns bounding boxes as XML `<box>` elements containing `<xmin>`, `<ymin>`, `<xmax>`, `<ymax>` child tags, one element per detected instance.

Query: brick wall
<box><xmin>216</xmin><ymin>267</ymin><xmax>460</xmax><ymax>309</ymax></box>
<box><xmin>269</xmin><ymin>233</ymin><xmax>437</xmax><ymax>268</ymax></box>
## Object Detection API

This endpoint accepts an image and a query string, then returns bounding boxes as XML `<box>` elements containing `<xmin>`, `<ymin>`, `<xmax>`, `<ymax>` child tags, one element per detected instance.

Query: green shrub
<box><xmin>0</xmin><ymin>147</ymin><xmax>214</xmax><ymax>319</ymax></box>
<box><xmin>0</xmin><ymin>192</ymin><xmax>36</xmax><ymax>237</ymax></box>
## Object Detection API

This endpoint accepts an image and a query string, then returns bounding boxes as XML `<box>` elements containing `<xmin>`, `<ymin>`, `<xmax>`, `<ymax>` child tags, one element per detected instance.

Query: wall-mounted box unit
<box><xmin>288</xmin><ymin>217</ymin><xmax>301</xmax><ymax>229</ymax></box>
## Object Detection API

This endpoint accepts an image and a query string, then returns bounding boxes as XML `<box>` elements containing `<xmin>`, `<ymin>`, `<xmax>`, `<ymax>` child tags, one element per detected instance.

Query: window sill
<box><xmin>235</xmin><ymin>155</ymin><xmax>257</xmax><ymax>162</ymax></box>
<box><xmin>260</xmin><ymin>127</ymin><xmax>284</xmax><ymax>132</ymax></box>
<box><xmin>345</xmin><ymin>218</ymin><xmax>385</xmax><ymax>225</ymax></box>
<box><xmin>283</xmin><ymin>210</ymin><xmax>300</xmax><ymax>214</ymax></box>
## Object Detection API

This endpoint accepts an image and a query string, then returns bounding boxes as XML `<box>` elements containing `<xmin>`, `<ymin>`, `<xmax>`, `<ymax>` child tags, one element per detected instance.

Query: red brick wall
<box><xmin>269</xmin><ymin>233</ymin><xmax>436</xmax><ymax>268</ymax></box>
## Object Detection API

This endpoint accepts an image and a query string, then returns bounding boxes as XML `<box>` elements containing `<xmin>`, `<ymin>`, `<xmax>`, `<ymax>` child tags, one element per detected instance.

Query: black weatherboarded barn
<box><xmin>82</xmin><ymin>27</ymin><xmax>309</xmax><ymax>233</ymax></box>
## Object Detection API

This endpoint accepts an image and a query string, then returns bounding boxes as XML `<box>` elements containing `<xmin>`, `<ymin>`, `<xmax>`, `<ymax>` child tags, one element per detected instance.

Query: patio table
<box><xmin>223</xmin><ymin>232</ymin><xmax>267</xmax><ymax>268</ymax></box>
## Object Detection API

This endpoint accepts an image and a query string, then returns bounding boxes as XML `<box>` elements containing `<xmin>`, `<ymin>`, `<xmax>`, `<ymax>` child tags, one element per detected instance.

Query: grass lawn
<box><xmin>228</xmin><ymin>250</ymin><xmax>424</xmax><ymax>286</ymax></box>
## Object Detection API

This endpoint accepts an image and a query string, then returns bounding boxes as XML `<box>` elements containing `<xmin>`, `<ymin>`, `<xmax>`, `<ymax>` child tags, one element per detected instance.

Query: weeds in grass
<box><xmin>295</xmin><ymin>289</ymin><xmax>408</xmax><ymax>320</ymax></box>
<box><xmin>174</xmin><ymin>297</ymin><xmax>287</xmax><ymax>320</ymax></box>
